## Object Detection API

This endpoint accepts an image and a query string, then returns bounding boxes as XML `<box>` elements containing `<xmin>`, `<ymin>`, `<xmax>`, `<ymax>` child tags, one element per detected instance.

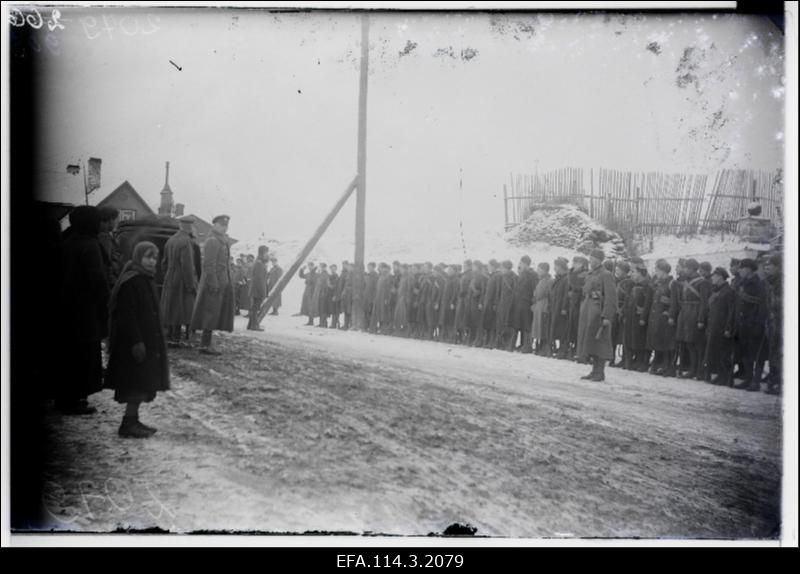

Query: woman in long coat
<box><xmin>576</xmin><ymin>251</ymin><xmax>617</xmax><ymax>381</ymax></box>
<box><xmin>548</xmin><ymin>258</ymin><xmax>571</xmax><ymax>358</ymax></box>
<box><xmin>57</xmin><ymin>206</ymin><xmax>109</xmax><ymax>414</ymax></box>
<box><xmin>704</xmin><ymin>267</ymin><xmax>736</xmax><ymax>386</ymax></box>
<box><xmin>105</xmin><ymin>241</ymin><xmax>170</xmax><ymax>438</ymax></box>
<box><xmin>646</xmin><ymin>259</ymin><xmax>681</xmax><ymax>376</ymax></box>
<box><xmin>299</xmin><ymin>263</ymin><xmax>317</xmax><ymax>323</ymax></box>
<box><xmin>531</xmin><ymin>262</ymin><xmax>554</xmax><ymax>354</ymax></box>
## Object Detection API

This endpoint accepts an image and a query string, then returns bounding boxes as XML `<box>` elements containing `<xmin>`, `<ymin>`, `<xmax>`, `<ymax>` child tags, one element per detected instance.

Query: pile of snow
<box><xmin>505</xmin><ymin>203</ymin><xmax>627</xmax><ymax>259</ymax></box>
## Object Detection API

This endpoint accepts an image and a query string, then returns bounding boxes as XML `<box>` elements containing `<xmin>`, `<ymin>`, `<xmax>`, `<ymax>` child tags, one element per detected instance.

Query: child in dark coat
<box><xmin>106</xmin><ymin>241</ymin><xmax>170</xmax><ymax>438</ymax></box>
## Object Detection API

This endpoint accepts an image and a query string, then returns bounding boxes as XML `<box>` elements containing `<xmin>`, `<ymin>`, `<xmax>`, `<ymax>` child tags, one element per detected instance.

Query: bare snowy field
<box><xmin>37</xmin><ymin>313</ymin><xmax>781</xmax><ymax>539</ymax></box>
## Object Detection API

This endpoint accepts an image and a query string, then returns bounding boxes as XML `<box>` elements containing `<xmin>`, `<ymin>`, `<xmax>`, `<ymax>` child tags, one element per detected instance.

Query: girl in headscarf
<box><xmin>105</xmin><ymin>241</ymin><xmax>170</xmax><ymax>438</ymax></box>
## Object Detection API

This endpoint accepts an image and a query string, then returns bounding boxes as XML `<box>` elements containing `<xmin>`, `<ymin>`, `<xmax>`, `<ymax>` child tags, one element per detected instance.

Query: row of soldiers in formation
<box><xmin>298</xmin><ymin>249</ymin><xmax>782</xmax><ymax>391</ymax></box>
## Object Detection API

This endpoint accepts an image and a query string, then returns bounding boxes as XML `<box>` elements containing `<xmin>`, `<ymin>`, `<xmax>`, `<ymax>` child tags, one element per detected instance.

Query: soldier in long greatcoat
<box><xmin>247</xmin><ymin>246</ymin><xmax>269</xmax><ymax>331</ymax></box>
<box><xmin>610</xmin><ymin>261</ymin><xmax>634</xmax><ymax>367</ymax></box>
<box><xmin>468</xmin><ymin>261</ymin><xmax>488</xmax><ymax>346</ymax></box>
<box><xmin>576</xmin><ymin>249</ymin><xmax>617</xmax><ymax>382</ymax></box>
<box><xmin>531</xmin><ymin>262</ymin><xmax>553</xmax><ymax>355</ymax></box>
<box><xmin>393</xmin><ymin>264</ymin><xmax>414</xmax><ymax>336</ymax></box>
<box><xmin>364</xmin><ymin>262</ymin><xmax>379</xmax><ymax>329</ymax></box>
<box><xmin>511</xmin><ymin>255</ymin><xmax>537</xmax><ymax>353</ymax></box>
<box><xmin>482</xmin><ymin>260</ymin><xmax>502</xmax><ymax>348</ymax></box>
<box><xmin>454</xmin><ymin>260</ymin><xmax>474</xmax><ymax>344</ymax></box>
<box><xmin>704</xmin><ymin>267</ymin><xmax>736</xmax><ymax>386</ymax></box>
<box><xmin>732</xmin><ymin>259</ymin><xmax>767</xmax><ymax>391</ymax></box>
<box><xmin>190</xmin><ymin>215</ymin><xmax>234</xmax><ymax>355</ymax></box>
<box><xmin>622</xmin><ymin>263</ymin><xmax>653</xmax><ymax>371</ymax></box>
<box><xmin>371</xmin><ymin>263</ymin><xmax>394</xmax><ymax>334</ymax></box>
<box><xmin>428</xmin><ymin>265</ymin><xmax>447</xmax><ymax>340</ymax></box>
<box><xmin>439</xmin><ymin>265</ymin><xmax>460</xmax><ymax>343</ymax></box>
<box><xmin>548</xmin><ymin>257</ymin><xmax>571</xmax><ymax>359</ymax></box>
<box><xmin>265</xmin><ymin>256</ymin><xmax>283</xmax><ymax>315</ymax></box>
<box><xmin>160</xmin><ymin>216</ymin><xmax>198</xmax><ymax>345</ymax></box>
<box><xmin>675</xmin><ymin>258</ymin><xmax>712</xmax><ymax>380</ymax></box>
<box><xmin>299</xmin><ymin>262</ymin><xmax>318</xmax><ymax>324</ymax></box>
<box><xmin>495</xmin><ymin>260</ymin><xmax>517</xmax><ymax>351</ymax></box>
<box><xmin>646</xmin><ymin>259</ymin><xmax>681</xmax><ymax>376</ymax></box>
<box><xmin>567</xmin><ymin>256</ymin><xmax>588</xmax><ymax>360</ymax></box>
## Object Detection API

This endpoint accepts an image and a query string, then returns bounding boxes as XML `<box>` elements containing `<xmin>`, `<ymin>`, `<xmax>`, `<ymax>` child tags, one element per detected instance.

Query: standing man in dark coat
<box><xmin>161</xmin><ymin>216</ymin><xmax>198</xmax><ymax>346</ymax></box>
<box><xmin>728</xmin><ymin>258</ymin><xmax>743</xmax><ymax>377</ymax></box>
<box><xmin>454</xmin><ymin>260</ymin><xmax>474</xmax><ymax>345</ymax></box>
<box><xmin>247</xmin><ymin>246</ymin><xmax>269</xmax><ymax>331</ymax></box>
<box><xmin>610</xmin><ymin>261</ymin><xmax>634</xmax><ymax>367</ymax></box>
<box><xmin>439</xmin><ymin>264</ymin><xmax>459</xmax><ymax>343</ymax></box>
<box><xmin>371</xmin><ymin>263</ymin><xmax>394</xmax><ymax>334</ymax></box>
<box><xmin>548</xmin><ymin>257</ymin><xmax>571</xmax><ymax>359</ymax></box>
<box><xmin>482</xmin><ymin>259</ymin><xmax>502</xmax><ymax>348</ymax></box>
<box><xmin>511</xmin><ymin>255</ymin><xmax>537</xmax><ymax>353</ymax></box>
<box><xmin>190</xmin><ymin>215</ymin><xmax>234</xmax><ymax>355</ymax></box>
<box><xmin>576</xmin><ymin>249</ymin><xmax>617</xmax><ymax>382</ymax></box>
<box><xmin>57</xmin><ymin>206</ymin><xmax>109</xmax><ymax>414</ymax></box>
<box><xmin>732</xmin><ymin>259</ymin><xmax>768</xmax><ymax>391</ymax></box>
<box><xmin>468</xmin><ymin>261</ymin><xmax>488</xmax><ymax>346</ymax></box>
<box><xmin>567</xmin><ymin>256</ymin><xmax>588</xmax><ymax>361</ymax></box>
<box><xmin>340</xmin><ymin>261</ymin><xmax>354</xmax><ymax>329</ymax></box>
<box><xmin>675</xmin><ymin>259</ymin><xmax>712</xmax><ymax>380</ymax></box>
<box><xmin>646</xmin><ymin>259</ymin><xmax>680</xmax><ymax>376</ymax></box>
<box><xmin>622</xmin><ymin>262</ymin><xmax>653</xmax><ymax>371</ymax></box>
<box><xmin>429</xmin><ymin>264</ymin><xmax>447</xmax><ymax>340</ymax></box>
<box><xmin>531</xmin><ymin>262</ymin><xmax>554</xmax><ymax>356</ymax></box>
<box><xmin>97</xmin><ymin>206</ymin><xmax>122</xmax><ymax>290</ymax></box>
<box><xmin>364</xmin><ymin>262</ymin><xmax>379</xmax><ymax>329</ymax></box>
<box><xmin>312</xmin><ymin>263</ymin><xmax>331</xmax><ymax>328</ymax></box>
<box><xmin>495</xmin><ymin>260</ymin><xmax>517</xmax><ymax>350</ymax></box>
<box><xmin>763</xmin><ymin>254</ymin><xmax>782</xmax><ymax>394</ymax></box>
<box><xmin>299</xmin><ymin>262</ymin><xmax>318</xmax><ymax>325</ymax></box>
<box><xmin>266</xmin><ymin>255</ymin><xmax>284</xmax><ymax>315</ymax></box>
<box><xmin>704</xmin><ymin>267</ymin><xmax>736</xmax><ymax>386</ymax></box>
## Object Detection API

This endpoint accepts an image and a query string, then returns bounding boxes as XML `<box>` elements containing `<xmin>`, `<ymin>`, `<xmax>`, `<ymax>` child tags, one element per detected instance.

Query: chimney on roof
<box><xmin>174</xmin><ymin>203</ymin><xmax>185</xmax><ymax>217</ymax></box>
<box><xmin>158</xmin><ymin>161</ymin><xmax>174</xmax><ymax>217</ymax></box>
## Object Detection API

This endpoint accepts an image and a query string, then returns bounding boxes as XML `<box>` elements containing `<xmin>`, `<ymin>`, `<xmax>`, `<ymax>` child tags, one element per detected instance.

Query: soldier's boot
<box><xmin>581</xmin><ymin>356</ymin><xmax>598</xmax><ymax>380</ymax></box>
<box><xmin>521</xmin><ymin>332</ymin><xmax>533</xmax><ymax>354</ymax></box>
<box><xmin>591</xmin><ymin>359</ymin><xmax>606</xmax><ymax>382</ymax></box>
<box><xmin>661</xmin><ymin>352</ymin><xmax>677</xmax><ymax>377</ymax></box>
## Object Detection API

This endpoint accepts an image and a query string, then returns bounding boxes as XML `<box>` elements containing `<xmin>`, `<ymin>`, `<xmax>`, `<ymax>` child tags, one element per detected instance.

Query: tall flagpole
<box><xmin>352</xmin><ymin>14</ymin><xmax>369</xmax><ymax>330</ymax></box>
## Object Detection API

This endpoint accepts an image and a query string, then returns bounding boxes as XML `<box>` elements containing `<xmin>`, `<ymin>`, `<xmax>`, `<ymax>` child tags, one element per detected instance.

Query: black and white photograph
<box><xmin>2</xmin><ymin>0</ymin><xmax>797</xmax><ymax>548</ymax></box>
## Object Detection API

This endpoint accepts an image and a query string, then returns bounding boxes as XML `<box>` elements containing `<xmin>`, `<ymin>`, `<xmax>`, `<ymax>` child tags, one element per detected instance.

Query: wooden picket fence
<box><xmin>504</xmin><ymin>167</ymin><xmax>783</xmax><ymax>238</ymax></box>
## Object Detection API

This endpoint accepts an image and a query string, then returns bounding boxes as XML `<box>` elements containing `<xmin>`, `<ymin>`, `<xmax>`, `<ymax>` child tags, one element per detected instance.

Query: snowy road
<box><xmin>38</xmin><ymin>314</ymin><xmax>782</xmax><ymax>538</ymax></box>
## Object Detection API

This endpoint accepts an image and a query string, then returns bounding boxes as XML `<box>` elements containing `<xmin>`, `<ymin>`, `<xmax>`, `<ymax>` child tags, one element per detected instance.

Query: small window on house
<box><xmin>119</xmin><ymin>209</ymin><xmax>136</xmax><ymax>222</ymax></box>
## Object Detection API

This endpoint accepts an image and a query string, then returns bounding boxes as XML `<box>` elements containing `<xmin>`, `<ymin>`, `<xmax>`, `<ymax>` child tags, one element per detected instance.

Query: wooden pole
<box><xmin>257</xmin><ymin>176</ymin><xmax>359</xmax><ymax>325</ymax></box>
<box><xmin>504</xmin><ymin>184</ymin><xmax>509</xmax><ymax>229</ymax></box>
<box><xmin>352</xmin><ymin>14</ymin><xmax>370</xmax><ymax>330</ymax></box>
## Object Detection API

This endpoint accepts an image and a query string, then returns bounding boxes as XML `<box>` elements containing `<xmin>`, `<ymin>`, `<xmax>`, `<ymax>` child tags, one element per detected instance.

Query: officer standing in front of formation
<box><xmin>161</xmin><ymin>215</ymin><xmax>198</xmax><ymax>347</ymax></box>
<box><xmin>190</xmin><ymin>215</ymin><xmax>234</xmax><ymax>355</ymax></box>
<box><xmin>247</xmin><ymin>245</ymin><xmax>269</xmax><ymax>331</ymax></box>
<box><xmin>576</xmin><ymin>249</ymin><xmax>617</xmax><ymax>382</ymax></box>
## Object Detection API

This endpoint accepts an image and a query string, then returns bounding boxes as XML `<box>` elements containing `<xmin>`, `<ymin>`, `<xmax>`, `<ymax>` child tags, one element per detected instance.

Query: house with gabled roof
<box><xmin>96</xmin><ymin>180</ymin><xmax>157</xmax><ymax>222</ymax></box>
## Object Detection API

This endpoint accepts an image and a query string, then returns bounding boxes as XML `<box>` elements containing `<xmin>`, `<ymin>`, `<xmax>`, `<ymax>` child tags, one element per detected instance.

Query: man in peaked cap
<box><xmin>190</xmin><ymin>215</ymin><xmax>234</xmax><ymax>354</ymax></box>
<box><xmin>576</xmin><ymin>248</ymin><xmax>617</xmax><ymax>382</ymax></box>
<box><xmin>161</xmin><ymin>215</ymin><xmax>198</xmax><ymax>346</ymax></box>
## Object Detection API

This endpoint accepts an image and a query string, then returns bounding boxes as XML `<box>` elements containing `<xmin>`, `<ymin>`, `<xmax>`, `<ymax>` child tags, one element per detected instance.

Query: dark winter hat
<box><xmin>740</xmin><ymin>258</ymin><xmax>758</xmax><ymax>271</ymax></box>
<box><xmin>685</xmin><ymin>258</ymin><xmax>699</xmax><ymax>271</ymax></box>
<box><xmin>573</xmin><ymin>256</ymin><xmax>588</xmax><ymax>266</ymax></box>
<box><xmin>603</xmin><ymin>260</ymin><xmax>614</xmax><ymax>272</ymax></box>
<box><xmin>616</xmin><ymin>260</ymin><xmax>631</xmax><ymax>273</ymax></box>
<box><xmin>628</xmin><ymin>256</ymin><xmax>644</xmax><ymax>265</ymax></box>
<box><xmin>677</xmin><ymin>258</ymin><xmax>687</xmax><ymax>267</ymax></box>
<box><xmin>590</xmin><ymin>249</ymin><xmax>605</xmax><ymax>262</ymax></box>
<box><xmin>212</xmin><ymin>214</ymin><xmax>230</xmax><ymax>225</ymax></box>
<box><xmin>712</xmin><ymin>267</ymin><xmax>729</xmax><ymax>280</ymax></box>
<box><xmin>656</xmin><ymin>259</ymin><xmax>671</xmax><ymax>274</ymax></box>
<box><xmin>68</xmin><ymin>205</ymin><xmax>101</xmax><ymax>236</ymax></box>
<box><xmin>538</xmin><ymin>261</ymin><xmax>550</xmax><ymax>273</ymax></box>
<box><xmin>464</xmin><ymin>259</ymin><xmax>473</xmax><ymax>266</ymax></box>
<box><xmin>132</xmin><ymin>240</ymin><xmax>158</xmax><ymax>264</ymax></box>
<box><xmin>258</xmin><ymin>245</ymin><xmax>269</xmax><ymax>256</ymax></box>
<box><xmin>699</xmin><ymin>261</ymin><xmax>712</xmax><ymax>274</ymax></box>
<box><xmin>555</xmin><ymin>257</ymin><xmax>569</xmax><ymax>270</ymax></box>
<box><xmin>730</xmin><ymin>258</ymin><xmax>741</xmax><ymax>266</ymax></box>
<box><xmin>179</xmin><ymin>215</ymin><xmax>196</xmax><ymax>225</ymax></box>
<box><xmin>520</xmin><ymin>255</ymin><xmax>532</xmax><ymax>265</ymax></box>
<box><xmin>502</xmin><ymin>260</ymin><xmax>513</xmax><ymax>270</ymax></box>
<box><xmin>368</xmin><ymin>261</ymin><xmax>376</xmax><ymax>268</ymax></box>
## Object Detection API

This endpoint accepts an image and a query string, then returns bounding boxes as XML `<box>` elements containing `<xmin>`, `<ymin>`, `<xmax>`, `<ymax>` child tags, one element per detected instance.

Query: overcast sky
<box><xmin>32</xmin><ymin>8</ymin><xmax>785</xmax><ymax>244</ymax></box>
